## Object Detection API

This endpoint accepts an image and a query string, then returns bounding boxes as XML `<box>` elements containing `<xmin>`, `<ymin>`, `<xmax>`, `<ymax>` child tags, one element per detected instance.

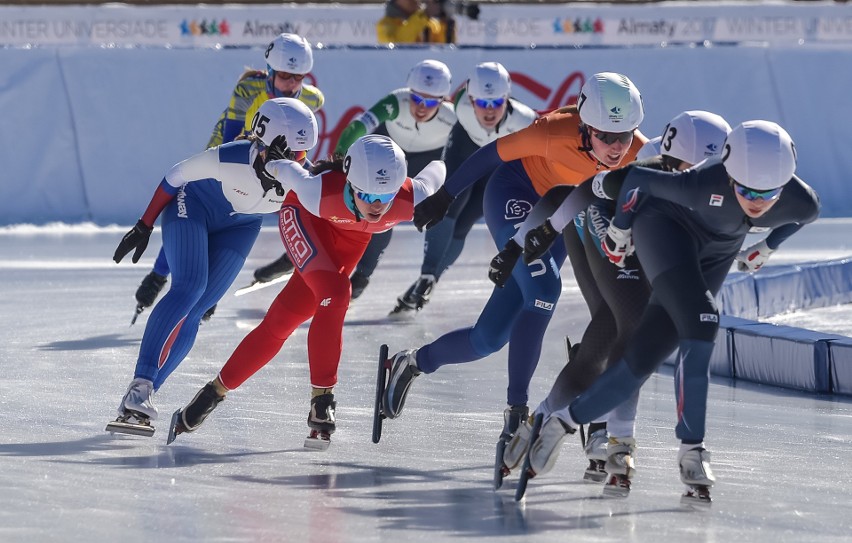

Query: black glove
<box><xmin>266</xmin><ymin>134</ymin><xmax>291</xmax><ymax>162</ymax></box>
<box><xmin>113</xmin><ymin>220</ymin><xmax>153</xmax><ymax>264</ymax></box>
<box><xmin>413</xmin><ymin>186</ymin><xmax>454</xmax><ymax>232</ymax></box>
<box><xmin>488</xmin><ymin>239</ymin><xmax>523</xmax><ymax>288</ymax></box>
<box><xmin>523</xmin><ymin>219</ymin><xmax>559</xmax><ymax>264</ymax></box>
<box><xmin>253</xmin><ymin>152</ymin><xmax>285</xmax><ymax>198</ymax></box>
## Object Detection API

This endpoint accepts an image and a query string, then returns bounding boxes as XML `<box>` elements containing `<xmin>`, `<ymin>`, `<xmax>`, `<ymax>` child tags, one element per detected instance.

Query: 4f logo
<box><xmin>320</xmin><ymin>298</ymin><xmax>331</xmax><ymax>307</ymax></box>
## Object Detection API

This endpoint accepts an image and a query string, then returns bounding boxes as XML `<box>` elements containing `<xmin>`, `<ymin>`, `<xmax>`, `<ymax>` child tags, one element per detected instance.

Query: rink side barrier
<box><xmin>2</xmin><ymin>45</ymin><xmax>852</xmax><ymax>223</ymax></box>
<box><xmin>665</xmin><ymin>258</ymin><xmax>852</xmax><ymax>396</ymax></box>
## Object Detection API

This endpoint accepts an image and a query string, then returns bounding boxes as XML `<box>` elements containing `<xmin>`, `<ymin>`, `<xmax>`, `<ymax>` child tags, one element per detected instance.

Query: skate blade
<box><xmin>304</xmin><ymin>435</ymin><xmax>331</xmax><ymax>451</ymax></box>
<box><xmin>166</xmin><ymin>409</ymin><xmax>185</xmax><ymax>445</ymax></box>
<box><xmin>372</xmin><ymin>344</ymin><xmax>389</xmax><ymax>444</ymax></box>
<box><xmin>493</xmin><ymin>439</ymin><xmax>509</xmax><ymax>490</ymax></box>
<box><xmin>130</xmin><ymin>304</ymin><xmax>144</xmax><ymax>326</ymax></box>
<box><xmin>106</xmin><ymin>419</ymin><xmax>155</xmax><ymax>437</ymax></box>
<box><xmin>583</xmin><ymin>460</ymin><xmax>607</xmax><ymax>483</ymax></box>
<box><xmin>233</xmin><ymin>274</ymin><xmax>289</xmax><ymax>297</ymax></box>
<box><xmin>681</xmin><ymin>485</ymin><xmax>712</xmax><ymax>507</ymax></box>
<box><xmin>514</xmin><ymin>413</ymin><xmax>544</xmax><ymax>502</ymax></box>
<box><xmin>602</xmin><ymin>477</ymin><xmax>631</xmax><ymax>498</ymax></box>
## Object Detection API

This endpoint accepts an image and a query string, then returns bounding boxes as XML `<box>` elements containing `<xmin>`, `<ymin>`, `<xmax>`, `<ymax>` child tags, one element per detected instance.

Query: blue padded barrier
<box><xmin>717</xmin><ymin>273</ymin><xmax>757</xmax><ymax>319</ymax></box>
<box><xmin>829</xmin><ymin>338</ymin><xmax>852</xmax><ymax>395</ymax></box>
<box><xmin>802</xmin><ymin>258</ymin><xmax>852</xmax><ymax>308</ymax></box>
<box><xmin>729</xmin><ymin>323</ymin><xmax>846</xmax><ymax>393</ymax></box>
<box><xmin>752</xmin><ymin>264</ymin><xmax>808</xmax><ymax>318</ymax></box>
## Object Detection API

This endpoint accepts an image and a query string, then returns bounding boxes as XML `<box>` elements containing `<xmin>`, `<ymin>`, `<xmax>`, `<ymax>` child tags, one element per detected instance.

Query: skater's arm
<box><xmin>441</xmin><ymin>142</ymin><xmax>503</xmax><ymax>198</ymax></box>
<box><xmin>410</xmin><ymin>161</ymin><xmax>447</xmax><ymax>205</ymax></box>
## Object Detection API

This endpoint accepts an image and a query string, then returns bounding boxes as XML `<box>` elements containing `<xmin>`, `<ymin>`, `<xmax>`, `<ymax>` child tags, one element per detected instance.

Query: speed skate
<box><xmin>304</xmin><ymin>431</ymin><xmax>331</xmax><ymax>451</ymax></box>
<box><xmin>371</xmin><ymin>344</ymin><xmax>390</xmax><ymax>444</ymax></box>
<box><xmin>233</xmin><ymin>273</ymin><xmax>289</xmax><ymax>296</ymax></box>
<box><xmin>105</xmin><ymin>412</ymin><xmax>155</xmax><ymax>437</ymax></box>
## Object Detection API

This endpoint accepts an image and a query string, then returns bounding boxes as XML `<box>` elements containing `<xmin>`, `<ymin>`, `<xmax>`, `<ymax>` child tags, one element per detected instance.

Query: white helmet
<box><xmin>252</xmin><ymin>97</ymin><xmax>318</xmax><ymax>151</ymax></box>
<box><xmin>578</xmin><ymin>72</ymin><xmax>644</xmax><ymax>132</ymax></box>
<box><xmin>468</xmin><ymin>62</ymin><xmax>511</xmax><ymax>99</ymax></box>
<box><xmin>407</xmin><ymin>59</ymin><xmax>452</xmax><ymax>97</ymax></box>
<box><xmin>265</xmin><ymin>33</ymin><xmax>313</xmax><ymax>96</ymax></box>
<box><xmin>636</xmin><ymin>136</ymin><xmax>662</xmax><ymax>161</ymax></box>
<box><xmin>344</xmin><ymin>135</ymin><xmax>407</xmax><ymax>195</ymax></box>
<box><xmin>661</xmin><ymin>110</ymin><xmax>732</xmax><ymax>166</ymax></box>
<box><xmin>722</xmin><ymin>120</ymin><xmax>797</xmax><ymax>191</ymax></box>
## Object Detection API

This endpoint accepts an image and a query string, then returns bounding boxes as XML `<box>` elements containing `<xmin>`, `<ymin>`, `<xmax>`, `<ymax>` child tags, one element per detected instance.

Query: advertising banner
<box><xmin>2</xmin><ymin>3</ymin><xmax>852</xmax><ymax>48</ymax></box>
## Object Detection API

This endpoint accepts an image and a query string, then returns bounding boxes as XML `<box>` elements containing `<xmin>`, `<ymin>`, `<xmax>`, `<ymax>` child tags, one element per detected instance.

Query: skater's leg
<box><xmin>434</xmin><ymin>175</ymin><xmax>486</xmax><ymax>279</ymax></box>
<box><xmin>152</xmin><ymin>246</ymin><xmax>170</xmax><ymax>277</ymax></box>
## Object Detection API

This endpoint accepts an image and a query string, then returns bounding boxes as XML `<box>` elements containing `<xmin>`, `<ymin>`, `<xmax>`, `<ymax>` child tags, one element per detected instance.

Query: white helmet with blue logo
<box><xmin>661</xmin><ymin>110</ymin><xmax>731</xmax><ymax>166</ymax></box>
<box><xmin>578</xmin><ymin>72</ymin><xmax>644</xmax><ymax>132</ymax></box>
<box><xmin>344</xmin><ymin>135</ymin><xmax>407</xmax><ymax>195</ymax></box>
<box><xmin>407</xmin><ymin>59</ymin><xmax>452</xmax><ymax>97</ymax></box>
<box><xmin>468</xmin><ymin>62</ymin><xmax>511</xmax><ymax>99</ymax></box>
<box><xmin>252</xmin><ymin>97</ymin><xmax>318</xmax><ymax>151</ymax></box>
<box><xmin>723</xmin><ymin>120</ymin><xmax>797</xmax><ymax>191</ymax></box>
<box><xmin>265</xmin><ymin>33</ymin><xmax>313</xmax><ymax>96</ymax></box>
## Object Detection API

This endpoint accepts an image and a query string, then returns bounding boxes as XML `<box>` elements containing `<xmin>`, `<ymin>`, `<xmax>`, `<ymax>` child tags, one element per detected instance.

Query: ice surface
<box><xmin>0</xmin><ymin>220</ymin><xmax>851</xmax><ymax>543</ymax></box>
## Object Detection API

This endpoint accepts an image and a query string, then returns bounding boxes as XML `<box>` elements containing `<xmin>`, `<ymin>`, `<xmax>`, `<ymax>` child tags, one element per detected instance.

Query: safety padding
<box><xmin>829</xmin><ymin>338</ymin><xmax>852</xmax><ymax>395</ymax></box>
<box><xmin>721</xmin><ymin>259</ymin><xmax>852</xmax><ymax>319</ymax></box>
<box><xmin>730</xmin><ymin>323</ymin><xmax>847</xmax><ymax>393</ymax></box>
<box><xmin>662</xmin><ymin>316</ymin><xmax>755</xmax><ymax>378</ymax></box>
<box><xmin>717</xmin><ymin>273</ymin><xmax>757</xmax><ymax>319</ymax></box>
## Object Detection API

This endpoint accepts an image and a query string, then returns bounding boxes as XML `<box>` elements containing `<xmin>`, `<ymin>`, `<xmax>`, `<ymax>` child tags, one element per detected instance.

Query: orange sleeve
<box><xmin>495</xmin><ymin>117</ymin><xmax>551</xmax><ymax>162</ymax></box>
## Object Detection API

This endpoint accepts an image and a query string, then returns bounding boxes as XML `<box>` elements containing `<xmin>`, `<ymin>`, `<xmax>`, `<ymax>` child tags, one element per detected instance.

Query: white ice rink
<box><xmin>1</xmin><ymin>220</ymin><xmax>851</xmax><ymax>543</ymax></box>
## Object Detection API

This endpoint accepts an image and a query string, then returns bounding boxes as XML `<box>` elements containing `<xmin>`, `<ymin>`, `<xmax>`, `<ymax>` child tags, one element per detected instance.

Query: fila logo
<box><xmin>700</xmin><ymin>313</ymin><xmax>718</xmax><ymax>323</ymax></box>
<box><xmin>709</xmin><ymin>194</ymin><xmax>724</xmax><ymax>207</ymax></box>
<box><xmin>320</xmin><ymin>298</ymin><xmax>331</xmax><ymax>307</ymax></box>
<box><xmin>534</xmin><ymin>299</ymin><xmax>554</xmax><ymax>311</ymax></box>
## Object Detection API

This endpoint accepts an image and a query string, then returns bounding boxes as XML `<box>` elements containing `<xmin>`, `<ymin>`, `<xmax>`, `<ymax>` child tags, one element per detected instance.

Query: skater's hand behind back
<box><xmin>524</xmin><ymin>219</ymin><xmax>559</xmax><ymax>264</ymax></box>
<box><xmin>113</xmin><ymin>220</ymin><xmax>153</xmax><ymax>264</ymax></box>
<box><xmin>489</xmin><ymin>239</ymin><xmax>523</xmax><ymax>288</ymax></box>
<box><xmin>413</xmin><ymin>186</ymin><xmax>453</xmax><ymax>231</ymax></box>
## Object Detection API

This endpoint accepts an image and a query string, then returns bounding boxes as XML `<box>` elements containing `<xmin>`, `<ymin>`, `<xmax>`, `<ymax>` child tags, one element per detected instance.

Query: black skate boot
<box><xmin>382</xmin><ymin>349</ymin><xmax>421</xmax><ymax>419</ymax></box>
<box><xmin>494</xmin><ymin>404</ymin><xmax>529</xmax><ymax>489</ymax></box>
<box><xmin>305</xmin><ymin>391</ymin><xmax>336</xmax><ymax>451</ymax></box>
<box><xmin>350</xmin><ymin>271</ymin><xmax>370</xmax><ymax>300</ymax></box>
<box><xmin>201</xmin><ymin>304</ymin><xmax>217</xmax><ymax>322</ymax></box>
<box><xmin>132</xmin><ymin>271</ymin><xmax>167</xmax><ymax>324</ymax></box>
<box><xmin>167</xmin><ymin>382</ymin><xmax>225</xmax><ymax>444</ymax></box>
<box><xmin>388</xmin><ymin>275</ymin><xmax>436</xmax><ymax>317</ymax></box>
<box><xmin>254</xmin><ymin>252</ymin><xmax>295</xmax><ymax>283</ymax></box>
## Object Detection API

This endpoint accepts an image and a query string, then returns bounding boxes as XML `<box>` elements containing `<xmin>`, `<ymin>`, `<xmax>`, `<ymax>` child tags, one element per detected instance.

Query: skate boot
<box><xmin>602</xmin><ymin>437</ymin><xmax>636</xmax><ymax>498</ymax></box>
<box><xmin>106</xmin><ymin>378</ymin><xmax>158</xmax><ymax>437</ymax></box>
<box><xmin>679</xmin><ymin>446</ymin><xmax>715</xmax><ymax>505</ymax></box>
<box><xmin>494</xmin><ymin>404</ymin><xmax>529</xmax><ymax>489</ymax></box>
<box><xmin>502</xmin><ymin>413</ymin><xmax>534</xmax><ymax>472</ymax></box>
<box><xmin>253</xmin><ymin>252</ymin><xmax>295</xmax><ymax>283</ymax></box>
<box><xmin>527</xmin><ymin>413</ymin><xmax>576</xmax><ymax>477</ymax></box>
<box><xmin>583</xmin><ymin>428</ymin><xmax>608</xmax><ymax>482</ymax></box>
<box><xmin>388</xmin><ymin>275</ymin><xmax>436</xmax><ymax>317</ymax></box>
<box><xmin>305</xmin><ymin>391</ymin><xmax>336</xmax><ymax>451</ymax></box>
<box><xmin>382</xmin><ymin>349</ymin><xmax>421</xmax><ymax>419</ymax></box>
<box><xmin>350</xmin><ymin>271</ymin><xmax>370</xmax><ymax>300</ymax></box>
<box><xmin>201</xmin><ymin>304</ymin><xmax>217</xmax><ymax>322</ymax></box>
<box><xmin>167</xmin><ymin>382</ymin><xmax>226</xmax><ymax>444</ymax></box>
<box><xmin>132</xmin><ymin>272</ymin><xmax>167</xmax><ymax>324</ymax></box>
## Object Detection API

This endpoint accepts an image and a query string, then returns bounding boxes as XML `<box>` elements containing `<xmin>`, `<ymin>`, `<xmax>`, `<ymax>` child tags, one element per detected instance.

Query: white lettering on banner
<box><xmin>716</xmin><ymin>17</ymin><xmax>814</xmax><ymax>41</ymax></box>
<box><xmin>617</xmin><ymin>19</ymin><xmax>676</xmax><ymax>38</ymax></box>
<box><xmin>242</xmin><ymin>20</ymin><xmax>299</xmax><ymax>38</ymax></box>
<box><xmin>817</xmin><ymin>17</ymin><xmax>852</xmax><ymax>40</ymax></box>
<box><xmin>0</xmin><ymin>20</ymin><xmax>49</xmax><ymax>39</ymax></box>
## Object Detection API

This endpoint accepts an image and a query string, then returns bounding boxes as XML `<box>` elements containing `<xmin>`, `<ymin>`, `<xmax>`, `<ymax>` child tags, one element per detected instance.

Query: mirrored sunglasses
<box><xmin>733</xmin><ymin>182</ymin><xmax>783</xmax><ymax>202</ymax></box>
<box><xmin>592</xmin><ymin>130</ymin><xmax>634</xmax><ymax>145</ymax></box>
<box><xmin>410</xmin><ymin>92</ymin><xmax>441</xmax><ymax>108</ymax></box>
<box><xmin>356</xmin><ymin>191</ymin><xmax>396</xmax><ymax>204</ymax></box>
<box><xmin>473</xmin><ymin>97</ymin><xmax>506</xmax><ymax>109</ymax></box>
<box><xmin>276</xmin><ymin>71</ymin><xmax>306</xmax><ymax>82</ymax></box>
